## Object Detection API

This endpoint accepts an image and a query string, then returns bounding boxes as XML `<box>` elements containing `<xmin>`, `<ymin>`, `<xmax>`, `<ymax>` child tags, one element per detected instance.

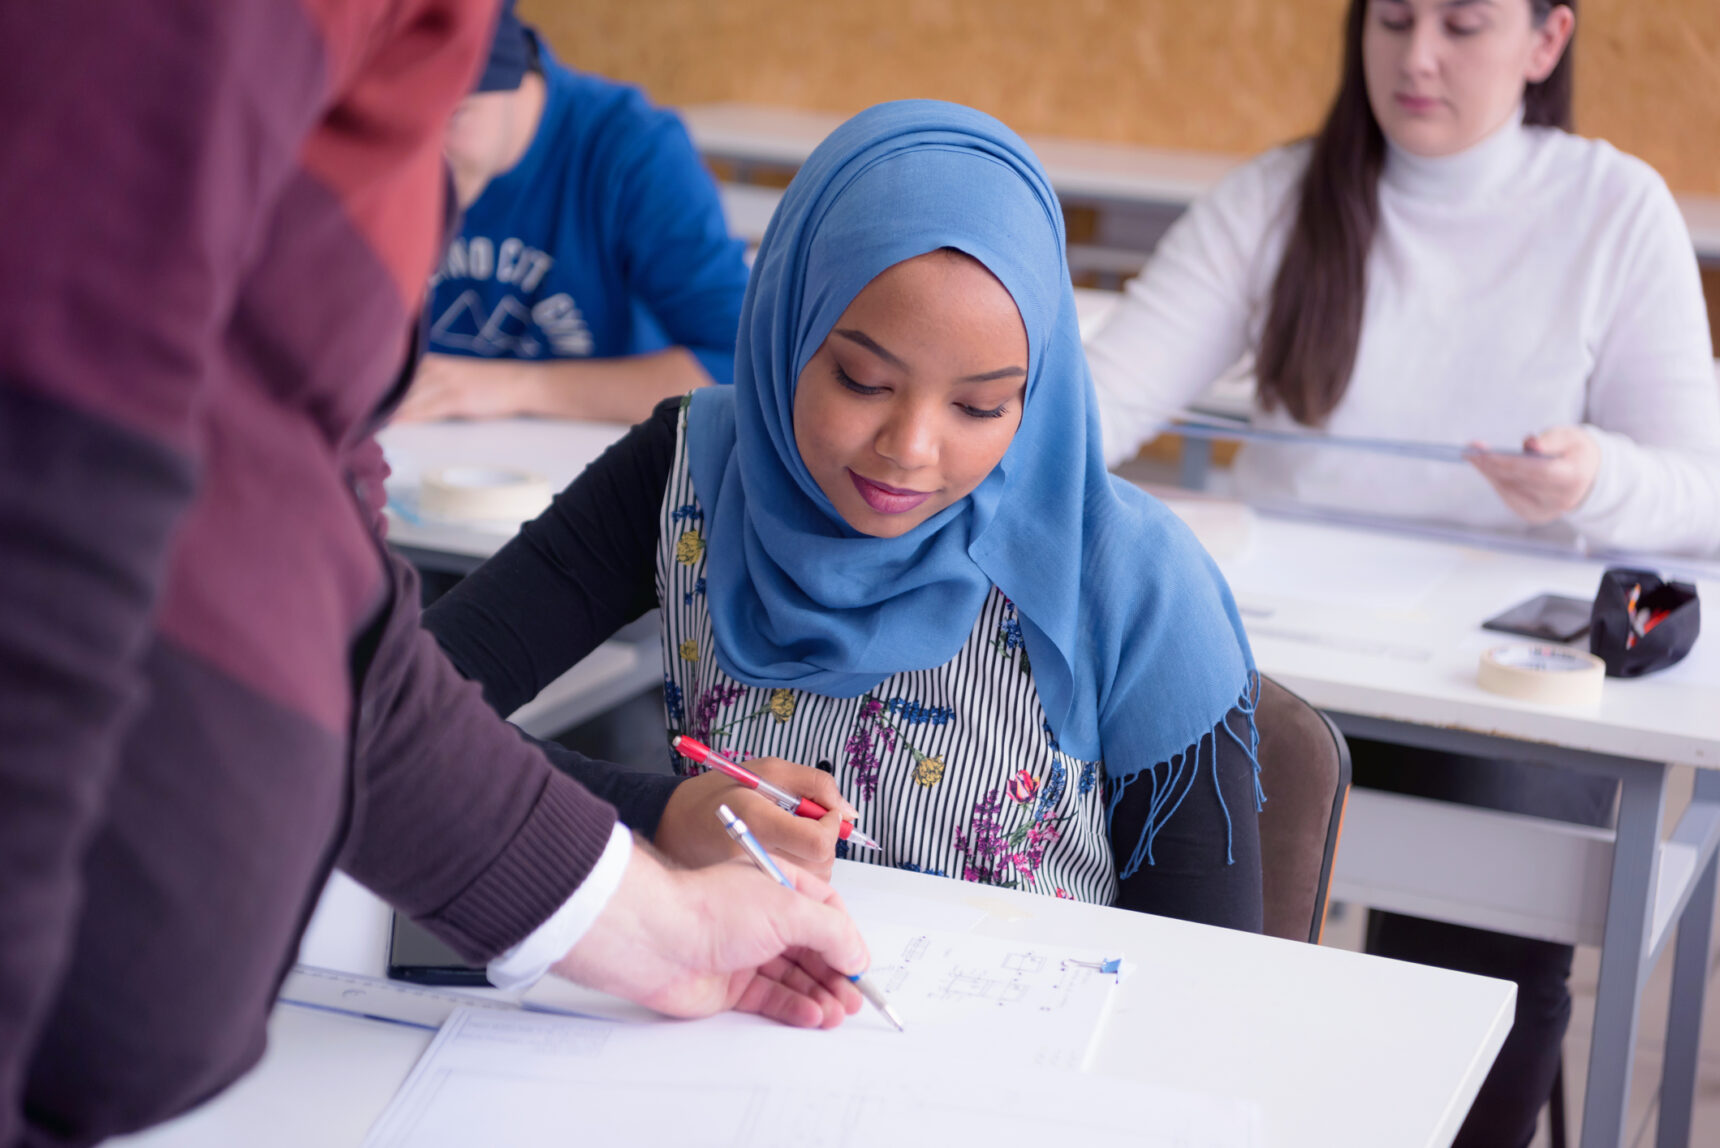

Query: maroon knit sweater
<box><xmin>0</xmin><ymin>4</ymin><xmax>617</xmax><ymax>1143</ymax></box>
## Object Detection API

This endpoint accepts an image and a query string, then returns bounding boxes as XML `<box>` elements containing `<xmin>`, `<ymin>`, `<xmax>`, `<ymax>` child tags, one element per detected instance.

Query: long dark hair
<box><xmin>1256</xmin><ymin>0</ymin><xmax>1575</xmax><ymax>426</ymax></box>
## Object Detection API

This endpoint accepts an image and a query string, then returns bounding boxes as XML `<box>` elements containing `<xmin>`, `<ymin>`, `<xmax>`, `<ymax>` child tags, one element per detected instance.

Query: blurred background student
<box><xmin>1082</xmin><ymin>1</ymin><xmax>1718</xmax><ymax>1144</ymax></box>
<box><xmin>1086</xmin><ymin>0</ymin><xmax>1719</xmax><ymax>557</ymax></box>
<box><xmin>395</xmin><ymin>1</ymin><xmax>749</xmax><ymax>424</ymax></box>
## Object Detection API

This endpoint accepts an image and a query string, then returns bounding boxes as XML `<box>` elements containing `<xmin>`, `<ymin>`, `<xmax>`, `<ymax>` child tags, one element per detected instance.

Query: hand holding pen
<box><xmin>655</xmin><ymin>743</ymin><xmax>862</xmax><ymax>880</ymax></box>
<box><xmin>674</xmin><ymin>736</ymin><xmax>882</xmax><ymax>850</ymax></box>
<box><xmin>718</xmin><ymin>804</ymin><xmax>905</xmax><ymax>1032</ymax></box>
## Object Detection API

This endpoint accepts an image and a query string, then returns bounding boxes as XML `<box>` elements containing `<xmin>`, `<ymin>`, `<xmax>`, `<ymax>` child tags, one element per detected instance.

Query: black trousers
<box><xmin>1349</xmin><ymin>740</ymin><xmax>1616</xmax><ymax>1148</ymax></box>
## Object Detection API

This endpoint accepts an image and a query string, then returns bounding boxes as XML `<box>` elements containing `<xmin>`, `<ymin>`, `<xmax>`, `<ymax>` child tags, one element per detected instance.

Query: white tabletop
<box><xmin>116</xmin><ymin>862</ymin><xmax>1512</xmax><ymax>1148</ymax></box>
<box><xmin>684</xmin><ymin>101</ymin><xmax>1720</xmax><ymax>263</ymax></box>
<box><xmin>378</xmin><ymin>417</ymin><xmax>630</xmax><ymax>561</ymax></box>
<box><xmin>1192</xmin><ymin>508</ymin><xmax>1720</xmax><ymax>767</ymax></box>
<box><xmin>375</xmin><ymin>416</ymin><xmax>660</xmax><ymax>738</ymax></box>
<box><xmin>1141</xmin><ymin>372</ymin><xmax>1720</xmax><ymax>773</ymax></box>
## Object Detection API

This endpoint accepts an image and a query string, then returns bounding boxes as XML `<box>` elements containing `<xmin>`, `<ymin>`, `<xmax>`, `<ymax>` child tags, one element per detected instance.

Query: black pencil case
<box><xmin>1588</xmin><ymin>567</ymin><xmax>1700</xmax><ymax>678</ymax></box>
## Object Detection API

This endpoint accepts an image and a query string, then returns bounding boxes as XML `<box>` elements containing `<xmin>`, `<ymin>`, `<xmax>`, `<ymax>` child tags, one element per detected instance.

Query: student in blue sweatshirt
<box><xmin>397</xmin><ymin>4</ymin><xmax>749</xmax><ymax>424</ymax></box>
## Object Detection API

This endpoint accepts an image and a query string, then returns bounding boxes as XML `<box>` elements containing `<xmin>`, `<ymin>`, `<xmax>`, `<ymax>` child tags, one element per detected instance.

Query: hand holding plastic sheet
<box><xmin>1464</xmin><ymin>424</ymin><xmax>1602</xmax><ymax>524</ymax></box>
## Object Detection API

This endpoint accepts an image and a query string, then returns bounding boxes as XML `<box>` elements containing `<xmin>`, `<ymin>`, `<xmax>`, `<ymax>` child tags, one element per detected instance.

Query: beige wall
<box><xmin>523</xmin><ymin>0</ymin><xmax>1720</xmax><ymax>196</ymax></box>
<box><xmin>523</xmin><ymin>0</ymin><xmax>1720</xmax><ymax>345</ymax></box>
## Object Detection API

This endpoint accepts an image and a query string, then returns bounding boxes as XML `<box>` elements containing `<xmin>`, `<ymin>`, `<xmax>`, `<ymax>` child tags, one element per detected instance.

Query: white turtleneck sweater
<box><xmin>1086</xmin><ymin>111</ymin><xmax>1720</xmax><ymax>556</ymax></box>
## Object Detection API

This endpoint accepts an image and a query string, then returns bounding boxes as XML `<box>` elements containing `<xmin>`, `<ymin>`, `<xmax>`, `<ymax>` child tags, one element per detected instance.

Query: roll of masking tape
<box><xmin>1477</xmin><ymin>644</ymin><xmax>1606</xmax><ymax>706</ymax></box>
<box><xmin>420</xmin><ymin>466</ymin><xmax>552</xmax><ymax>524</ymax></box>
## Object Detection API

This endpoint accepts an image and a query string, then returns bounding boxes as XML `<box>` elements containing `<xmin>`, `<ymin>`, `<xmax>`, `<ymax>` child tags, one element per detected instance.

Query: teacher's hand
<box><xmin>654</xmin><ymin>757</ymin><xmax>853</xmax><ymax>881</ymax></box>
<box><xmin>553</xmin><ymin>844</ymin><xmax>867</xmax><ymax>1028</ymax></box>
<box><xmin>1466</xmin><ymin>425</ymin><xmax>1601</xmax><ymax>525</ymax></box>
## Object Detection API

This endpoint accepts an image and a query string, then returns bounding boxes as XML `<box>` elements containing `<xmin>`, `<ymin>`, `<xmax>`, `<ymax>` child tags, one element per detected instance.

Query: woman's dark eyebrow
<box><xmin>834</xmin><ymin>328</ymin><xmax>1024</xmax><ymax>383</ymax></box>
<box><xmin>834</xmin><ymin>328</ymin><xmax>906</xmax><ymax>370</ymax></box>
<box><xmin>959</xmin><ymin>366</ymin><xmax>1026</xmax><ymax>383</ymax></box>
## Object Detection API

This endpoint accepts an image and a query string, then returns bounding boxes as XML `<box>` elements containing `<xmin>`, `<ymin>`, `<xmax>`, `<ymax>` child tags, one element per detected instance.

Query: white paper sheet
<box><xmin>854</xmin><ymin>924</ymin><xmax>1121</xmax><ymax>1068</ymax></box>
<box><xmin>363</xmin><ymin>1005</ymin><xmax>1263</xmax><ymax>1148</ymax></box>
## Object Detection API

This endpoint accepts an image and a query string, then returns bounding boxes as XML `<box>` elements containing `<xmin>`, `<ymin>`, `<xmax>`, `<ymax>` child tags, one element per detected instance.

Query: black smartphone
<box><xmin>1481</xmin><ymin>593</ymin><xmax>1593</xmax><ymax>643</ymax></box>
<box><xmin>387</xmin><ymin>913</ymin><xmax>493</xmax><ymax>987</ymax></box>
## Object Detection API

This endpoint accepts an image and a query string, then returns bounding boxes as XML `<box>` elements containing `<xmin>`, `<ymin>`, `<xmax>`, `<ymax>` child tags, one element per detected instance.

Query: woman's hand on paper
<box><xmin>1466</xmin><ymin>425</ymin><xmax>1600</xmax><ymax>524</ymax></box>
<box><xmin>553</xmin><ymin>843</ymin><xmax>867</xmax><ymax>1028</ymax></box>
<box><xmin>654</xmin><ymin>757</ymin><xmax>854</xmax><ymax>881</ymax></box>
<box><xmin>392</xmin><ymin>353</ymin><xmax>535</xmax><ymax>422</ymax></box>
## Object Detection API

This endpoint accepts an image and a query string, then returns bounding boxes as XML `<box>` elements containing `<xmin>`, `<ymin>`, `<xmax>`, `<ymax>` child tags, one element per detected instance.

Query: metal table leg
<box><xmin>1178</xmin><ymin>438</ymin><xmax>1212</xmax><ymax>490</ymax></box>
<box><xmin>1322</xmin><ymin>713</ymin><xmax>1716</xmax><ymax>1146</ymax></box>
<box><xmin>1658</xmin><ymin>769</ymin><xmax>1720</xmax><ymax>1148</ymax></box>
<box><xmin>1580</xmin><ymin>760</ymin><xmax>1667</xmax><ymax>1148</ymax></box>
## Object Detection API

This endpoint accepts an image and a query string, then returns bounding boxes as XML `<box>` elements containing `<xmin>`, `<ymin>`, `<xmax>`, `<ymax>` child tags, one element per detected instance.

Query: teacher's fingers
<box><xmin>732</xmin><ymin>966</ymin><xmax>837</xmax><ymax>1028</ymax></box>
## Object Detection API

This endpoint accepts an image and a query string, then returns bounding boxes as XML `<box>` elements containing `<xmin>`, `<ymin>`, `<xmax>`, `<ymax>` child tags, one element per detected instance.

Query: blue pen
<box><xmin>716</xmin><ymin>803</ymin><xmax>905</xmax><ymax>1032</ymax></box>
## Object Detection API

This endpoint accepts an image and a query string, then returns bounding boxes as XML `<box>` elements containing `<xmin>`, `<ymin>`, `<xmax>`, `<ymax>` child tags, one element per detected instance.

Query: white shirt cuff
<box><xmin>485</xmin><ymin>822</ymin><xmax>633</xmax><ymax>991</ymax></box>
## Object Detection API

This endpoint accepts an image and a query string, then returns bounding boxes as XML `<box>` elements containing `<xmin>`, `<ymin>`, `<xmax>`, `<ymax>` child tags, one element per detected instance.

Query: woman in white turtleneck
<box><xmin>1088</xmin><ymin>4</ymin><xmax>1716</xmax><ymax>1147</ymax></box>
<box><xmin>1088</xmin><ymin>0</ymin><xmax>1719</xmax><ymax>557</ymax></box>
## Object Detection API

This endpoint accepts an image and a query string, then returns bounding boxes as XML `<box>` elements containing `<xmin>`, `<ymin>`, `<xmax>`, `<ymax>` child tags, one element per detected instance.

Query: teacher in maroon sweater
<box><xmin>0</xmin><ymin>4</ymin><xmax>867</xmax><ymax>1145</ymax></box>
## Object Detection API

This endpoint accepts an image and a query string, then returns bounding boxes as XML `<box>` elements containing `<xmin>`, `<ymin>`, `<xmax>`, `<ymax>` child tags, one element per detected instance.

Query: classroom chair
<box><xmin>1254</xmin><ymin>675</ymin><xmax>1352</xmax><ymax>943</ymax></box>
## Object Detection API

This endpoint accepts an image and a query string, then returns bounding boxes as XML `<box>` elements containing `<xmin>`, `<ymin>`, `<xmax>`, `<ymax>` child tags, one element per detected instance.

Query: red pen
<box><xmin>672</xmin><ymin>735</ymin><xmax>881</xmax><ymax>850</ymax></box>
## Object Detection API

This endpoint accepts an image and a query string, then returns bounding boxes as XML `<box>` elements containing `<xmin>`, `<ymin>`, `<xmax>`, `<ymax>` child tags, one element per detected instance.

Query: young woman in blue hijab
<box><xmin>425</xmin><ymin>100</ymin><xmax>1263</xmax><ymax>928</ymax></box>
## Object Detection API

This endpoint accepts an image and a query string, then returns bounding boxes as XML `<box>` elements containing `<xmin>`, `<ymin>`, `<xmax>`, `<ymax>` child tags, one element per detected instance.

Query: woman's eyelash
<box><xmin>833</xmin><ymin>364</ymin><xmax>883</xmax><ymax>395</ymax></box>
<box><xmin>1376</xmin><ymin>15</ymin><xmax>1480</xmax><ymax>35</ymax></box>
<box><xmin>834</xmin><ymin>361</ymin><xmax>1007</xmax><ymax>418</ymax></box>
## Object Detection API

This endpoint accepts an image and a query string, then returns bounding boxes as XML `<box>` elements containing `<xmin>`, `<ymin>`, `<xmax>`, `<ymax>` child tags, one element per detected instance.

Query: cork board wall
<box><xmin>522</xmin><ymin>0</ymin><xmax>1720</xmax><ymax>196</ymax></box>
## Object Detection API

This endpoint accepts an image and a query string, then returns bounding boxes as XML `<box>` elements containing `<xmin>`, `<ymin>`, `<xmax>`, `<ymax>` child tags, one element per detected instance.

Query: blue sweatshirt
<box><xmin>428</xmin><ymin>38</ymin><xmax>748</xmax><ymax>383</ymax></box>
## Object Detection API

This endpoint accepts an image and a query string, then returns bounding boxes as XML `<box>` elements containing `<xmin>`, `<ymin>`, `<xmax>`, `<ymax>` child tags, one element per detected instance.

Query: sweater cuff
<box><xmin>428</xmin><ymin>771</ymin><xmax>619</xmax><ymax>960</ymax></box>
<box><xmin>1563</xmin><ymin>424</ymin><xmax>1630</xmax><ymax>538</ymax></box>
<box><xmin>487</xmin><ymin>823</ymin><xmax>634</xmax><ymax>990</ymax></box>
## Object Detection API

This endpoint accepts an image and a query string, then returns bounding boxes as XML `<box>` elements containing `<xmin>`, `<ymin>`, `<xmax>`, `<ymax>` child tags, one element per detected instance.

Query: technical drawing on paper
<box><xmin>870</xmin><ymin>929</ymin><xmax>1107</xmax><ymax>1015</ymax></box>
<box><xmin>931</xmin><ymin>950</ymin><xmax>1052</xmax><ymax>1005</ymax></box>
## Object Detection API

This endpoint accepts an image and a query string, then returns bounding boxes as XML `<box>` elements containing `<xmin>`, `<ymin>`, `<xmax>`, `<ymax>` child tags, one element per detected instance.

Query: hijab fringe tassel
<box><xmin>1107</xmin><ymin>671</ymin><xmax>1263</xmax><ymax>881</ymax></box>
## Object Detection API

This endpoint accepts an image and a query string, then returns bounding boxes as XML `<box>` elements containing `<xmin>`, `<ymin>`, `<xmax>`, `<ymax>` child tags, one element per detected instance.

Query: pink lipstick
<box><xmin>849</xmin><ymin>470</ymin><xmax>933</xmax><ymax>515</ymax></box>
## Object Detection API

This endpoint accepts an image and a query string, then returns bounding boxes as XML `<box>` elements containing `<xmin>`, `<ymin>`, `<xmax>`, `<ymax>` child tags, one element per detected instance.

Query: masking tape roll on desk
<box><xmin>419</xmin><ymin>466</ymin><xmax>552</xmax><ymax>524</ymax></box>
<box><xmin>1477</xmin><ymin>644</ymin><xmax>1606</xmax><ymax>706</ymax></box>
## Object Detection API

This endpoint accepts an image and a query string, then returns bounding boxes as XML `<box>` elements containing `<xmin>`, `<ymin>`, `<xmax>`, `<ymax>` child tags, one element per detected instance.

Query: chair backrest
<box><xmin>1254</xmin><ymin>675</ymin><xmax>1351</xmax><ymax>943</ymax></box>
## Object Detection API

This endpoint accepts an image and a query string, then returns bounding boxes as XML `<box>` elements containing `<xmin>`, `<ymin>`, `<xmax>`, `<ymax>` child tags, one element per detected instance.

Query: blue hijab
<box><xmin>688</xmin><ymin>101</ymin><xmax>1258</xmax><ymax>869</ymax></box>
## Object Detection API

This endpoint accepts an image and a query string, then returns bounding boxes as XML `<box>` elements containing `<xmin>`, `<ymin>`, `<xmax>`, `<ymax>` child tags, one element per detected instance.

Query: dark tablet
<box><xmin>1481</xmin><ymin>592</ymin><xmax>1592</xmax><ymax>644</ymax></box>
<box><xmin>387</xmin><ymin>912</ymin><xmax>494</xmax><ymax>987</ymax></box>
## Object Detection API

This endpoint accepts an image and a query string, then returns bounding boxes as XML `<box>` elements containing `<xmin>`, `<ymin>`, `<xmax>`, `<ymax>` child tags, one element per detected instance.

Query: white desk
<box><xmin>685</xmin><ymin>102</ymin><xmax>1720</xmax><ymax>267</ymax></box>
<box><xmin>116</xmin><ymin>862</ymin><xmax>1513</xmax><ymax>1148</ymax></box>
<box><xmin>379</xmin><ymin>418</ymin><xmax>629</xmax><ymax>568</ymax></box>
<box><xmin>378</xmin><ymin>418</ymin><xmax>662</xmax><ymax>737</ymax></box>
<box><xmin>374</xmin><ymin>412</ymin><xmax>1714</xmax><ymax>1143</ymax></box>
<box><xmin>1193</xmin><ymin>505</ymin><xmax>1720</xmax><ymax>1148</ymax></box>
